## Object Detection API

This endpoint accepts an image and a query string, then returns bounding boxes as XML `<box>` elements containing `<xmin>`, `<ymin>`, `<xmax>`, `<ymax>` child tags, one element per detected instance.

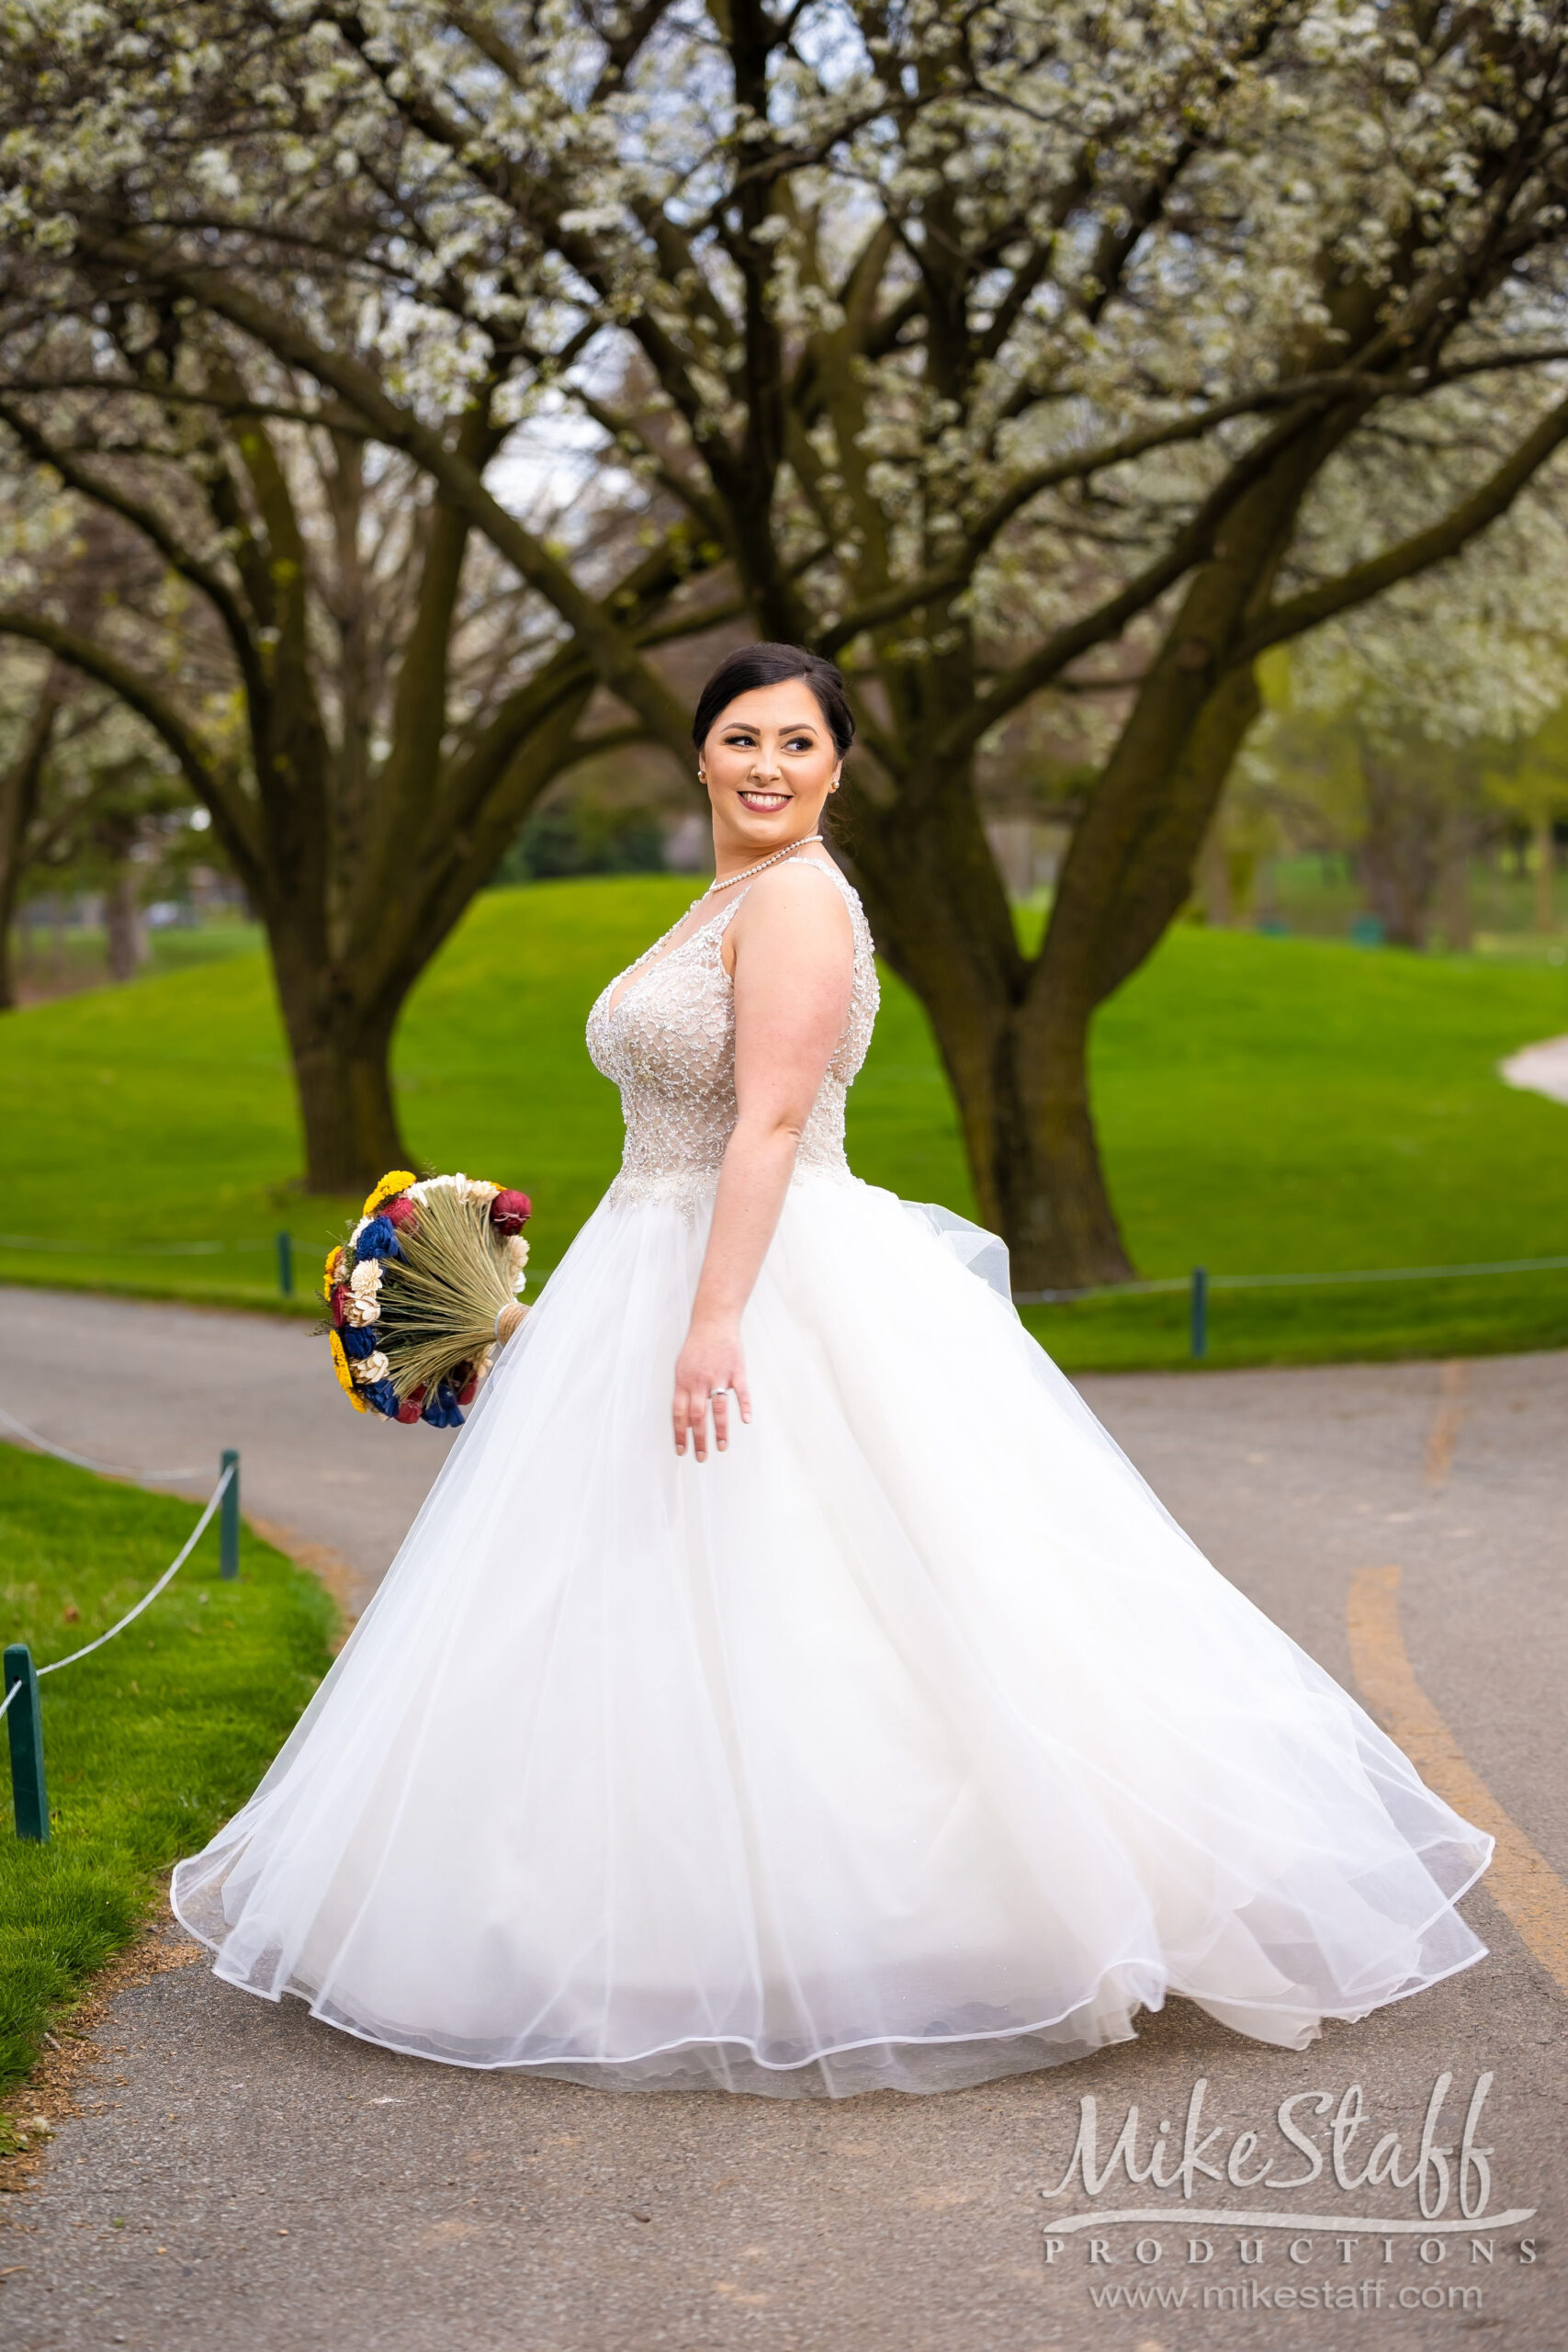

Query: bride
<box><xmin>174</xmin><ymin>642</ymin><xmax>1494</xmax><ymax>2098</ymax></box>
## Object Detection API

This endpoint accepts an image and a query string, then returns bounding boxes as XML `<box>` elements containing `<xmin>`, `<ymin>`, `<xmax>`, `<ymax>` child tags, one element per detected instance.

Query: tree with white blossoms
<box><xmin>1239</xmin><ymin>483</ymin><xmax>1568</xmax><ymax>944</ymax></box>
<box><xmin>0</xmin><ymin>271</ymin><xmax>713</xmax><ymax>1183</ymax></box>
<box><xmin>8</xmin><ymin>1</ymin><xmax>1568</xmax><ymax>1272</ymax></box>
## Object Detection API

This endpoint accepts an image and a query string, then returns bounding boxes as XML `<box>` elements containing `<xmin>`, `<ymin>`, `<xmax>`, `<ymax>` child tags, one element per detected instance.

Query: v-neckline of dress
<box><xmin>603</xmin><ymin>894</ymin><xmax>741</xmax><ymax>1021</ymax></box>
<box><xmin>601</xmin><ymin>854</ymin><xmax>849</xmax><ymax>1021</ymax></box>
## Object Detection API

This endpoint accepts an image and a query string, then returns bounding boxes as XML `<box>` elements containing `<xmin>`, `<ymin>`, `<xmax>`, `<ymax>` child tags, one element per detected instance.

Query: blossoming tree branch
<box><xmin>5</xmin><ymin>0</ymin><xmax>1568</xmax><ymax>1279</ymax></box>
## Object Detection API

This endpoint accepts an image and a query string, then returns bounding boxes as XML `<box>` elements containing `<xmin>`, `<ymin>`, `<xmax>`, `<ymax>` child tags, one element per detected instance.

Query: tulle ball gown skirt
<box><xmin>173</xmin><ymin>1173</ymin><xmax>1494</xmax><ymax>2097</ymax></box>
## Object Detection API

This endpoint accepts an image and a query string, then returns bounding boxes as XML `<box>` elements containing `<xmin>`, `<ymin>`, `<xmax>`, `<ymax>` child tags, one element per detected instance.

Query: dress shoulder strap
<box><xmin>788</xmin><ymin>855</ymin><xmax>863</xmax><ymax>916</ymax></box>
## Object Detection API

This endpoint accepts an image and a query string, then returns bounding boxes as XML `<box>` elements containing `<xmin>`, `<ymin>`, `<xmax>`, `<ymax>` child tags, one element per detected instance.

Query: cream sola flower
<box><xmin>344</xmin><ymin>1258</ymin><xmax>383</xmax><ymax>1326</ymax></box>
<box><xmin>349</xmin><ymin>1173</ymin><xmax>499</xmax><ymax>1249</ymax></box>
<box><xmin>323</xmin><ymin>1169</ymin><xmax>533</xmax><ymax>1427</ymax></box>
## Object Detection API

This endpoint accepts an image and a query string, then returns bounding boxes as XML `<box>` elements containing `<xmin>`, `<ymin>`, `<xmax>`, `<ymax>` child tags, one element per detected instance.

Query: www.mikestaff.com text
<box><xmin>1085</xmin><ymin>2278</ymin><xmax>1487</xmax><ymax>2312</ymax></box>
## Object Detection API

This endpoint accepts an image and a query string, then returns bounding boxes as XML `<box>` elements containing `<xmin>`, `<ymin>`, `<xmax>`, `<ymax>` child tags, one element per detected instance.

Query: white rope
<box><xmin>0</xmin><ymin>1402</ymin><xmax>205</xmax><ymax>1483</ymax></box>
<box><xmin>30</xmin><ymin>1464</ymin><xmax>234</xmax><ymax>1682</ymax></box>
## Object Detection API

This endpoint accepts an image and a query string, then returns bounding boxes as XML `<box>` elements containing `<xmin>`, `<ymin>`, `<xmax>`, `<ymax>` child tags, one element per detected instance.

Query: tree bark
<box><xmin>989</xmin><ymin>999</ymin><xmax>1127</xmax><ymax>1292</ymax></box>
<box><xmin>1197</xmin><ymin>812</ymin><xmax>1234</xmax><ymax>927</ymax></box>
<box><xmin>1359</xmin><ymin>742</ymin><xmax>1442</xmax><ymax>949</ymax></box>
<box><xmin>104</xmin><ymin>863</ymin><xmax>145</xmax><ymax>981</ymax></box>
<box><xmin>1435</xmin><ymin>825</ymin><xmax>1474</xmax><ymax>953</ymax></box>
<box><xmin>0</xmin><ymin>675</ymin><xmax>62</xmax><ymax>1010</ymax></box>
<box><xmin>271</xmin><ymin>934</ymin><xmax>412</xmax><ymax>1193</ymax></box>
<box><xmin>886</xmin><ymin>968</ymin><xmax>1132</xmax><ymax>1294</ymax></box>
<box><xmin>1533</xmin><ymin>808</ymin><xmax>1555</xmax><ymax>935</ymax></box>
<box><xmin>849</xmin><ymin>759</ymin><xmax>1132</xmax><ymax>1291</ymax></box>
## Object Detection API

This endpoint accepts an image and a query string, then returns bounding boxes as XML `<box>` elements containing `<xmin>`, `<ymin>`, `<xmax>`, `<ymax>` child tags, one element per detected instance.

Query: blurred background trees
<box><xmin>0</xmin><ymin>293</ymin><xmax>709</xmax><ymax>1184</ymax></box>
<box><xmin>6</xmin><ymin>0</ymin><xmax>1568</xmax><ymax>1269</ymax></box>
<box><xmin>1219</xmin><ymin>515</ymin><xmax>1568</xmax><ymax>951</ymax></box>
<box><xmin>0</xmin><ymin>622</ymin><xmax>217</xmax><ymax>1008</ymax></box>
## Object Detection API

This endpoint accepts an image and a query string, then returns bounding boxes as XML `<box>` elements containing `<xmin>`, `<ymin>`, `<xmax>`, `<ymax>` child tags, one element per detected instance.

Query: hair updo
<box><xmin>691</xmin><ymin>642</ymin><xmax>855</xmax><ymax>758</ymax></box>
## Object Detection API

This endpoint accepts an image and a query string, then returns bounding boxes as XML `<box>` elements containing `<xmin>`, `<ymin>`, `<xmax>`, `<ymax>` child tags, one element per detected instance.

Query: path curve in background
<box><xmin>1500</xmin><ymin>1033</ymin><xmax>1568</xmax><ymax>1103</ymax></box>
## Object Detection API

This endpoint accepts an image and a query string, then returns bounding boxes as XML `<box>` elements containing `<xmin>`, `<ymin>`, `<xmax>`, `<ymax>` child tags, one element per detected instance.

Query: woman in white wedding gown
<box><xmin>173</xmin><ymin>643</ymin><xmax>1494</xmax><ymax>2098</ymax></box>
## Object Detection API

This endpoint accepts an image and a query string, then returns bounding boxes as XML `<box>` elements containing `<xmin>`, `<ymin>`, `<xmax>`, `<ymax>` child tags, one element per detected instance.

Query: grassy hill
<box><xmin>2</xmin><ymin>876</ymin><xmax>1566</xmax><ymax>1368</ymax></box>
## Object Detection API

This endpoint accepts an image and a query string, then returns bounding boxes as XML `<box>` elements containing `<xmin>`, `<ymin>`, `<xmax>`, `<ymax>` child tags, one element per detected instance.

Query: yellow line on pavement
<box><xmin>1423</xmin><ymin>1359</ymin><xmax>1468</xmax><ymax>1488</ymax></box>
<box><xmin>1348</xmin><ymin>1565</ymin><xmax>1568</xmax><ymax>1999</ymax></box>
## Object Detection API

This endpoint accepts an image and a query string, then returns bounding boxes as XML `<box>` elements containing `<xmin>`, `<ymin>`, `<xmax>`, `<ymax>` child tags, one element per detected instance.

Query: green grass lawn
<box><xmin>0</xmin><ymin>1443</ymin><xmax>335</xmax><ymax>2100</ymax></box>
<box><xmin>2</xmin><ymin>877</ymin><xmax>1567</xmax><ymax>1367</ymax></box>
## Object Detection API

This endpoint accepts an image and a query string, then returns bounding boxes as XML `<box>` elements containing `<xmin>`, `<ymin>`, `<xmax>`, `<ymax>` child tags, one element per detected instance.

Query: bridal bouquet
<box><xmin>323</xmin><ymin>1170</ymin><xmax>532</xmax><ymax>1428</ymax></box>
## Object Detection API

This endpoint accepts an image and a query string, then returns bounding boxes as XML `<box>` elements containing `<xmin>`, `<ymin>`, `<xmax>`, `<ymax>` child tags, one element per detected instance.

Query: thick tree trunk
<box><xmin>1533</xmin><ymin>809</ymin><xmax>1555</xmax><ymax>935</ymax></box>
<box><xmin>290</xmin><ymin>1004</ymin><xmax>410</xmax><ymax>1195</ymax></box>
<box><xmin>270</xmin><ymin>932</ymin><xmax>412</xmax><ymax>1193</ymax></box>
<box><xmin>1359</xmin><ymin>746</ymin><xmax>1440</xmax><ymax>949</ymax></box>
<box><xmin>1197</xmin><ymin>812</ymin><xmax>1234</xmax><ymax>927</ymax></box>
<box><xmin>852</xmin><ymin>774</ymin><xmax>1134</xmax><ymax>1293</ymax></box>
<box><xmin>0</xmin><ymin>676</ymin><xmax>61</xmax><ymax>1011</ymax></box>
<box><xmin>982</xmin><ymin>1002</ymin><xmax>1129</xmax><ymax>1293</ymax></box>
<box><xmin>0</xmin><ymin>883</ymin><xmax>18</xmax><ymax>1010</ymax></box>
<box><xmin>105</xmin><ymin>865</ymin><xmax>145</xmax><ymax>982</ymax></box>
<box><xmin>0</xmin><ymin>854</ymin><xmax>23</xmax><ymax>1011</ymax></box>
<box><xmin>1434</xmin><ymin>821</ymin><xmax>1473</xmax><ymax>954</ymax></box>
<box><xmin>855</xmin><ymin>637</ymin><xmax>1269</xmax><ymax>1291</ymax></box>
<box><xmin>900</xmin><ymin>975</ymin><xmax>1131</xmax><ymax>1294</ymax></box>
<box><xmin>860</xmin><ymin>634</ymin><xmax>1267</xmax><ymax>1292</ymax></box>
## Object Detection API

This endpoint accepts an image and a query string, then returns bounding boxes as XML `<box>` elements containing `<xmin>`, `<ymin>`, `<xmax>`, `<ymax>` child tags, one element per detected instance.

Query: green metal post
<box><xmin>1190</xmin><ymin>1266</ymin><xmax>1209</xmax><ymax>1361</ymax></box>
<box><xmin>276</xmin><ymin>1230</ymin><xmax>293</xmax><ymax>1296</ymax></box>
<box><xmin>5</xmin><ymin>1645</ymin><xmax>48</xmax><ymax>1842</ymax></box>
<box><xmin>220</xmin><ymin>1448</ymin><xmax>241</xmax><ymax>1580</ymax></box>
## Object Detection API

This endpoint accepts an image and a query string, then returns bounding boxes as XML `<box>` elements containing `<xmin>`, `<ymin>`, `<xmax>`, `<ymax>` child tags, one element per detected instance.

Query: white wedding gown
<box><xmin>173</xmin><ymin>859</ymin><xmax>1494</xmax><ymax>2096</ymax></box>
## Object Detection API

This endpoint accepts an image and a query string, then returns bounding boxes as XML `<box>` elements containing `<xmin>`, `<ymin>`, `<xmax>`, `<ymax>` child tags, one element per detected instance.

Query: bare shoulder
<box><xmin>726</xmin><ymin>857</ymin><xmax>853</xmax><ymax>976</ymax></box>
<box><xmin>737</xmin><ymin>857</ymin><xmax>852</xmax><ymax>933</ymax></box>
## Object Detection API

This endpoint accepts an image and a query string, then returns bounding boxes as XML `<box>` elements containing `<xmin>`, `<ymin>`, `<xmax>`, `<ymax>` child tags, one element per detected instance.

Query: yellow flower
<box><xmin>329</xmin><ymin>1329</ymin><xmax>367</xmax><ymax>1413</ymax></box>
<box><xmin>361</xmin><ymin>1169</ymin><xmax>417</xmax><ymax>1218</ymax></box>
<box><xmin>321</xmin><ymin>1244</ymin><xmax>347</xmax><ymax>1300</ymax></box>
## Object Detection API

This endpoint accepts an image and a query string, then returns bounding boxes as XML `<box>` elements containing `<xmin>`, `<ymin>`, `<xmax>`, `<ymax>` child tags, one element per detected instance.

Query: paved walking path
<box><xmin>1</xmin><ymin>1289</ymin><xmax>1564</xmax><ymax>2350</ymax></box>
<box><xmin>0</xmin><ymin>1288</ymin><xmax>456</xmax><ymax>1622</ymax></box>
<box><xmin>1501</xmin><ymin>1032</ymin><xmax>1568</xmax><ymax>1103</ymax></box>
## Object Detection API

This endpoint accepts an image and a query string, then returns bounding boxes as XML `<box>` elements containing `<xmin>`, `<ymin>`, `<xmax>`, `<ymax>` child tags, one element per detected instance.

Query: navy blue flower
<box><xmin>361</xmin><ymin>1379</ymin><xmax>400</xmax><ymax>1418</ymax></box>
<box><xmin>355</xmin><ymin>1216</ymin><xmax>404</xmax><ymax>1262</ymax></box>
<box><xmin>339</xmin><ymin>1322</ymin><xmax>380</xmax><ymax>1361</ymax></box>
<box><xmin>421</xmin><ymin>1380</ymin><xmax>465</xmax><ymax>1429</ymax></box>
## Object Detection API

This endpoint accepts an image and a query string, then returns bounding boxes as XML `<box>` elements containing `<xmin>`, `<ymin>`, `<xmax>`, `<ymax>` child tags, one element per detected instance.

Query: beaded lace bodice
<box><xmin>586</xmin><ymin>859</ymin><xmax>880</xmax><ymax>1214</ymax></box>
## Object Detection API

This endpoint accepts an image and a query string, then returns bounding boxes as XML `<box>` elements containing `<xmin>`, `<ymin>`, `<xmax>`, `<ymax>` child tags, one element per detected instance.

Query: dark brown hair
<box><xmin>691</xmin><ymin>643</ymin><xmax>855</xmax><ymax>758</ymax></box>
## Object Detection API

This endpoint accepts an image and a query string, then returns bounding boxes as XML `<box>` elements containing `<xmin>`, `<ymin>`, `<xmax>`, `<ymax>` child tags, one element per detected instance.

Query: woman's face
<box><xmin>700</xmin><ymin>682</ymin><xmax>840</xmax><ymax>859</ymax></box>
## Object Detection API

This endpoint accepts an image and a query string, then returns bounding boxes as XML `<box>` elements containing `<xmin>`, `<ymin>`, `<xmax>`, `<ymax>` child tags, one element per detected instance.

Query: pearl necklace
<box><xmin>702</xmin><ymin>833</ymin><xmax>823</xmax><ymax>896</ymax></box>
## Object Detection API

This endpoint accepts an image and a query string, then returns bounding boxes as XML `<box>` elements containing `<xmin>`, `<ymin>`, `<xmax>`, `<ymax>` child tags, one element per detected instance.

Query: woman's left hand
<box><xmin>673</xmin><ymin>1317</ymin><xmax>751</xmax><ymax>1461</ymax></box>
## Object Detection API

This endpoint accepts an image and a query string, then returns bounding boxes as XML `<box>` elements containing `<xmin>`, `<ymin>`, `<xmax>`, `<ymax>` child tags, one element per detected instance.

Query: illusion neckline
<box><xmin>601</xmin><ymin>852</ymin><xmax>847</xmax><ymax>1022</ymax></box>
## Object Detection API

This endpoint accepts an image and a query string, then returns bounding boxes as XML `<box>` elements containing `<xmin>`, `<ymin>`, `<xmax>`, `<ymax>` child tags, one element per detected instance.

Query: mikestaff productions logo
<box><xmin>1039</xmin><ymin>2070</ymin><xmax>1540</xmax><ymax>2316</ymax></box>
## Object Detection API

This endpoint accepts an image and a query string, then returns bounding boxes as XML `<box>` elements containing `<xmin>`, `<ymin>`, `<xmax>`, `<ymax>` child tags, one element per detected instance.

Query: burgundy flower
<box><xmin>453</xmin><ymin>1361</ymin><xmax>479</xmax><ymax>1406</ymax></box>
<box><xmin>396</xmin><ymin>1384</ymin><xmax>426</xmax><ymax>1426</ymax></box>
<box><xmin>329</xmin><ymin>1283</ymin><xmax>350</xmax><ymax>1328</ymax></box>
<box><xmin>381</xmin><ymin>1194</ymin><xmax>420</xmax><ymax>1233</ymax></box>
<box><xmin>490</xmin><ymin>1189</ymin><xmax>531</xmax><ymax>1235</ymax></box>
